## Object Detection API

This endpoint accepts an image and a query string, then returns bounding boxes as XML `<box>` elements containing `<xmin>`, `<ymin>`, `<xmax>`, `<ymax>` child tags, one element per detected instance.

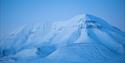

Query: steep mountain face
<box><xmin>0</xmin><ymin>14</ymin><xmax>125</xmax><ymax>63</ymax></box>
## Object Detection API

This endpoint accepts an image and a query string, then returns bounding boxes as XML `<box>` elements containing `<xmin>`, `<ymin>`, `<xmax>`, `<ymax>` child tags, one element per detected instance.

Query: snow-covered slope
<box><xmin>0</xmin><ymin>14</ymin><xmax>125</xmax><ymax>63</ymax></box>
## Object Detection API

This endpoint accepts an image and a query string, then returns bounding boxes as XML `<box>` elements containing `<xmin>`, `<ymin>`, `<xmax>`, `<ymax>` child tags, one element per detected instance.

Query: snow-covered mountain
<box><xmin>0</xmin><ymin>14</ymin><xmax>125</xmax><ymax>63</ymax></box>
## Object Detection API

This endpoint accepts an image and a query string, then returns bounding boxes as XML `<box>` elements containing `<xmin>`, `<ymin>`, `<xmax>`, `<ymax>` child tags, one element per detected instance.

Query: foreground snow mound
<box><xmin>0</xmin><ymin>14</ymin><xmax>125</xmax><ymax>63</ymax></box>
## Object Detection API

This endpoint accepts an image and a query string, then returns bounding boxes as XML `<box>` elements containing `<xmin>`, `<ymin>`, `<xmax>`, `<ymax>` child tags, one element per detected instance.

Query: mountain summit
<box><xmin>0</xmin><ymin>14</ymin><xmax>125</xmax><ymax>63</ymax></box>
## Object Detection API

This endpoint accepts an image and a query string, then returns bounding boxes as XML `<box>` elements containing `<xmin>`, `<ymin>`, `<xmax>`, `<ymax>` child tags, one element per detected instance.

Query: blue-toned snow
<box><xmin>0</xmin><ymin>14</ymin><xmax>125</xmax><ymax>63</ymax></box>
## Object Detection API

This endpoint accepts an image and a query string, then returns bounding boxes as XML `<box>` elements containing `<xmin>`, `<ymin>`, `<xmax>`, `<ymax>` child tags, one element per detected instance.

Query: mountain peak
<box><xmin>0</xmin><ymin>14</ymin><xmax>125</xmax><ymax>63</ymax></box>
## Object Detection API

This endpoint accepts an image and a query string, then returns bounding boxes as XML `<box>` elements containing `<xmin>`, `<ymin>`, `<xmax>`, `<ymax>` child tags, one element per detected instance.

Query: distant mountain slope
<box><xmin>0</xmin><ymin>14</ymin><xmax>125</xmax><ymax>63</ymax></box>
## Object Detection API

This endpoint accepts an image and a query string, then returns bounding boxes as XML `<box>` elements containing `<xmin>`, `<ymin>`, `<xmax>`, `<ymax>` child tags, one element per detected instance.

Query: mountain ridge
<box><xmin>0</xmin><ymin>14</ymin><xmax>125</xmax><ymax>63</ymax></box>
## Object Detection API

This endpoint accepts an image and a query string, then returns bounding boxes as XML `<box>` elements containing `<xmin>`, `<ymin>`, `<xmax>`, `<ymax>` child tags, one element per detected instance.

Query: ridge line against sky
<box><xmin>0</xmin><ymin>0</ymin><xmax>125</xmax><ymax>38</ymax></box>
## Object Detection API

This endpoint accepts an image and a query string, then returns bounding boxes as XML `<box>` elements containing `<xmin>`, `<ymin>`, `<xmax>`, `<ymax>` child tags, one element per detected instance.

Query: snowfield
<box><xmin>0</xmin><ymin>14</ymin><xmax>125</xmax><ymax>63</ymax></box>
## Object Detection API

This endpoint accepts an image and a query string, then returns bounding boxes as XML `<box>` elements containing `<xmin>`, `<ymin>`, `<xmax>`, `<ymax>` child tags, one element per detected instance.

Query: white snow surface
<box><xmin>0</xmin><ymin>14</ymin><xmax>125</xmax><ymax>63</ymax></box>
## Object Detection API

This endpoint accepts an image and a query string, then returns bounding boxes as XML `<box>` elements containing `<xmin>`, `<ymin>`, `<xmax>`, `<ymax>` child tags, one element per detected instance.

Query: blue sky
<box><xmin>0</xmin><ymin>0</ymin><xmax>125</xmax><ymax>37</ymax></box>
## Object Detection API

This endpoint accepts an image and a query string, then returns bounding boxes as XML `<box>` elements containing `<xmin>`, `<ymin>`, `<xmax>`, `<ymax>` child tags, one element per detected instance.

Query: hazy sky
<box><xmin>0</xmin><ymin>0</ymin><xmax>125</xmax><ymax>37</ymax></box>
